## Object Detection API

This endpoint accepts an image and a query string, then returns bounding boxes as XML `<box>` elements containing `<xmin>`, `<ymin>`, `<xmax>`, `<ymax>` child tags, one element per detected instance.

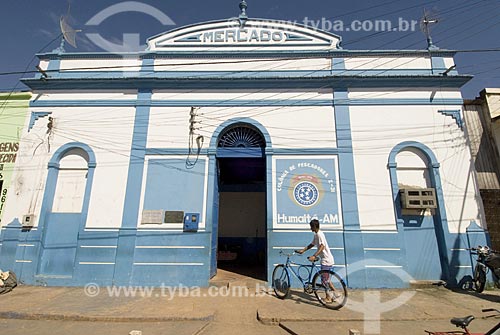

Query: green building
<box><xmin>0</xmin><ymin>92</ymin><xmax>31</xmax><ymax>223</ymax></box>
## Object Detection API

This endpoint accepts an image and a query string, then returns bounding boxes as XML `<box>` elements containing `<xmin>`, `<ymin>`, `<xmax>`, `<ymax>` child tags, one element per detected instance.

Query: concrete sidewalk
<box><xmin>0</xmin><ymin>276</ymin><xmax>498</xmax><ymax>335</ymax></box>
<box><xmin>260</xmin><ymin>287</ymin><xmax>500</xmax><ymax>334</ymax></box>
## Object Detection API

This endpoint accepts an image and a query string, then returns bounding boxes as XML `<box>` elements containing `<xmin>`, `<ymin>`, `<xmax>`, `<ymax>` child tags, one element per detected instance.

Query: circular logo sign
<box><xmin>293</xmin><ymin>181</ymin><xmax>319</xmax><ymax>207</ymax></box>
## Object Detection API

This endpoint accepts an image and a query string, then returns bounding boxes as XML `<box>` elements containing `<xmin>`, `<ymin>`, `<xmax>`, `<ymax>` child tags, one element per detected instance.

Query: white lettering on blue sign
<box><xmin>200</xmin><ymin>29</ymin><xmax>285</xmax><ymax>43</ymax></box>
<box><xmin>277</xmin><ymin>213</ymin><xmax>339</xmax><ymax>224</ymax></box>
<box><xmin>297</xmin><ymin>162</ymin><xmax>329</xmax><ymax>178</ymax></box>
<box><xmin>322</xmin><ymin>214</ymin><xmax>339</xmax><ymax>223</ymax></box>
<box><xmin>277</xmin><ymin>169</ymin><xmax>289</xmax><ymax>192</ymax></box>
<box><xmin>277</xmin><ymin>213</ymin><xmax>317</xmax><ymax>223</ymax></box>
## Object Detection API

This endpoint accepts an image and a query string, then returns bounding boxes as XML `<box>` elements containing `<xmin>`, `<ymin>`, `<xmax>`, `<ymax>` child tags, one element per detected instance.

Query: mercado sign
<box><xmin>201</xmin><ymin>29</ymin><xmax>288</xmax><ymax>43</ymax></box>
<box><xmin>273</xmin><ymin>156</ymin><xmax>342</xmax><ymax>228</ymax></box>
<box><xmin>148</xmin><ymin>19</ymin><xmax>341</xmax><ymax>51</ymax></box>
<box><xmin>0</xmin><ymin>92</ymin><xmax>30</xmax><ymax>223</ymax></box>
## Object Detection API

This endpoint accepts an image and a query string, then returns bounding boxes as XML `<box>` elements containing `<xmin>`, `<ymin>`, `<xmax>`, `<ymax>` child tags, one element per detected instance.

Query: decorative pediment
<box><xmin>147</xmin><ymin>19</ymin><xmax>341</xmax><ymax>51</ymax></box>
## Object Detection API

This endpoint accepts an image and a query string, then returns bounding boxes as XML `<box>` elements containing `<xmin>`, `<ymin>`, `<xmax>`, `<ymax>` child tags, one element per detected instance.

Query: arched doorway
<box><xmin>389</xmin><ymin>142</ymin><xmax>451</xmax><ymax>282</ymax></box>
<box><xmin>215</xmin><ymin>124</ymin><xmax>267</xmax><ymax>280</ymax></box>
<box><xmin>37</xmin><ymin>143</ymin><xmax>96</xmax><ymax>278</ymax></box>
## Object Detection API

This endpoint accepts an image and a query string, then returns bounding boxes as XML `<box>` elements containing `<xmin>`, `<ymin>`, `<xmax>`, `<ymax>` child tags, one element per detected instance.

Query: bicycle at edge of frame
<box><xmin>424</xmin><ymin>308</ymin><xmax>500</xmax><ymax>335</ymax></box>
<box><xmin>271</xmin><ymin>250</ymin><xmax>348</xmax><ymax>310</ymax></box>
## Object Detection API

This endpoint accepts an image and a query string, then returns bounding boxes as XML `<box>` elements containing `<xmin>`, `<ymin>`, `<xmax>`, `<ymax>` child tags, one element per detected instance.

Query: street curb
<box><xmin>279</xmin><ymin>322</ymin><xmax>300</xmax><ymax>335</ymax></box>
<box><xmin>256</xmin><ymin>310</ymin><xmax>476</xmax><ymax>325</ymax></box>
<box><xmin>0</xmin><ymin>311</ymin><xmax>215</xmax><ymax>323</ymax></box>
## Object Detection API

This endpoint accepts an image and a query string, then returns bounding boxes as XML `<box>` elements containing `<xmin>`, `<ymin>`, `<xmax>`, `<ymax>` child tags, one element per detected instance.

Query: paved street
<box><xmin>0</xmin><ymin>270</ymin><xmax>498</xmax><ymax>335</ymax></box>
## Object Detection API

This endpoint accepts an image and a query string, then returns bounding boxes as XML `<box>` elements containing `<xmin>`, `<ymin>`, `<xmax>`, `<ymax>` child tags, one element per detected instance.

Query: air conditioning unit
<box><xmin>400</xmin><ymin>188</ymin><xmax>437</xmax><ymax>209</ymax></box>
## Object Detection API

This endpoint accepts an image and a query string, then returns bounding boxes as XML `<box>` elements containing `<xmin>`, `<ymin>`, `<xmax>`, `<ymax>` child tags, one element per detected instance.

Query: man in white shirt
<box><xmin>296</xmin><ymin>219</ymin><xmax>339</xmax><ymax>302</ymax></box>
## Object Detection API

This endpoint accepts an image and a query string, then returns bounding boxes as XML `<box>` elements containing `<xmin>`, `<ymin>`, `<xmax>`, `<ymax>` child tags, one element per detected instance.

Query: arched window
<box><xmin>51</xmin><ymin>148</ymin><xmax>89</xmax><ymax>213</ymax></box>
<box><xmin>218</xmin><ymin>125</ymin><xmax>266</xmax><ymax>148</ymax></box>
<box><xmin>395</xmin><ymin>148</ymin><xmax>432</xmax><ymax>189</ymax></box>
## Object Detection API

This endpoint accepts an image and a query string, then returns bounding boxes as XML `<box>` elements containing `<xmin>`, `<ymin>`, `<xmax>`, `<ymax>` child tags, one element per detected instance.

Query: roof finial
<box><xmin>239</xmin><ymin>0</ymin><xmax>248</xmax><ymax>27</ymax></box>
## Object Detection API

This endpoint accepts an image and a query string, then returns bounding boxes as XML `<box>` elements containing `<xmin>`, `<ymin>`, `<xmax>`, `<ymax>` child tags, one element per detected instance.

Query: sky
<box><xmin>1</xmin><ymin>0</ymin><xmax>499</xmax><ymax>98</ymax></box>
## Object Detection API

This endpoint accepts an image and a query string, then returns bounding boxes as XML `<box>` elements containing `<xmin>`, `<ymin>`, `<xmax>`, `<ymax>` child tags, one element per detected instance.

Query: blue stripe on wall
<box><xmin>113</xmin><ymin>89</ymin><xmax>152</xmax><ymax>285</ymax></box>
<box><xmin>333</xmin><ymin>87</ymin><xmax>366</xmax><ymax>288</ymax></box>
<box><xmin>121</xmin><ymin>89</ymin><xmax>152</xmax><ymax>228</ymax></box>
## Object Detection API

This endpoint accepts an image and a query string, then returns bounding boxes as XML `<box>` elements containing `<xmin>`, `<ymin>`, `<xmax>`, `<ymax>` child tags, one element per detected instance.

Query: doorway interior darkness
<box><xmin>216</xmin><ymin>156</ymin><xmax>267</xmax><ymax>281</ymax></box>
<box><xmin>215</xmin><ymin>124</ymin><xmax>268</xmax><ymax>280</ymax></box>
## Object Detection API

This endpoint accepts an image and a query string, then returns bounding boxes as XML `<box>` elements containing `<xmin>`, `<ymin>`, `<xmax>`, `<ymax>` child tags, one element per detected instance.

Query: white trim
<box><xmin>454</xmin><ymin>265</ymin><xmax>472</xmax><ymax>268</ymax></box>
<box><xmin>15</xmin><ymin>260</ymin><xmax>32</xmax><ymax>263</ymax></box>
<box><xmin>272</xmin><ymin>155</ymin><xmax>344</xmax><ymax>230</ymax></box>
<box><xmin>149</xmin><ymin>19</ymin><xmax>340</xmax><ymax>52</ymax></box>
<box><xmin>136</xmin><ymin>229</ymin><xmax>185</xmax><ymax>232</ymax></box>
<box><xmin>84</xmin><ymin>229</ymin><xmax>119</xmax><ymax>232</ymax></box>
<box><xmin>346</xmin><ymin>231</ymin><xmax>398</xmax><ymax>234</ymax></box>
<box><xmin>202</xmin><ymin>156</ymin><xmax>209</xmax><ymax>229</ymax></box>
<box><xmin>135</xmin><ymin>246</ymin><xmax>205</xmax><ymax>249</ymax></box>
<box><xmin>450</xmin><ymin>248</ymin><xmax>467</xmax><ymax>251</ymax></box>
<box><xmin>273</xmin><ymin>246</ymin><xmax>342</xmax><ymax>250</ymax></box>
<box><xmin>364</xmin><ymin>248</ymin><xmax>401</xmax><ymax>251</ymax></box>
<box><xmin>133</xmin><ymin>262</ymin><xmax>204</xmax><ymax>266</ymax></box>
<box><xmin>137</xmin><ymin>155</ymin><xmax>209</xmax><ymax>230</ymax></box>
<box><xmin>17</xmin><ymin>244</ymin><xmax>35</xmax><ymax>247</ymax></box>
<box><xmin>2</xmin><ymin>228</ymin><xmax>38</xmax><ymax>231</ymax></box>
<box><xmin>79</xmin><ymin>262</ymin><xmax>115</xmax><ymax>265</ymax></box>
<box><xmin>80</xmin><ymin>245</ymin><xmax>117</xmax><ymax>249</ymax></box>
<box><xmin>270</xmin><ymin>229</ymin><xmax>343</xmax><ymax>233</ymax></box>
<box><xmin>365</xmin><ymin>265</ymin><xmax>403</xmax><ymax>268</ymax></box>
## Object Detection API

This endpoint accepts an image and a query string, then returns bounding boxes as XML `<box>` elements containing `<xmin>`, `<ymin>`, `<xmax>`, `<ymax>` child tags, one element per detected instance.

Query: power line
<box><xmin>0</xmin><ymin>3</ymin><xmax>473</xmax><ymax>144</ymax></box>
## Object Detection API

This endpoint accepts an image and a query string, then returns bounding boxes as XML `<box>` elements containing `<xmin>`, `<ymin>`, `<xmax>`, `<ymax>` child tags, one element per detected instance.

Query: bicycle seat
<box><xmin>450</xmin><ymin>315</ymin><xmax>474</xmax><ymax>328</ymax></box>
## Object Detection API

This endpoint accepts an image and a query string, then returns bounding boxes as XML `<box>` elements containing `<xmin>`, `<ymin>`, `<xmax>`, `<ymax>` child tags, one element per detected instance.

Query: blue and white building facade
<box><xmin>0</xmin><ymin>13</ymin><xmax>490</xmax><ymax>288</ymax></box>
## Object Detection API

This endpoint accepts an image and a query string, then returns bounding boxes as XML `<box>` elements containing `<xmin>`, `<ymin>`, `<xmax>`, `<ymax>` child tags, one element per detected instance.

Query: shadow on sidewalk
<box><xmin>448</xmin><ymin>288</ymin><xmax>500</xmax><ymax>304</ymax></box>
<box><xmin>264</xmin><ymin>289</ymin><xmax>329</xmax><ymax>310</ymax></box>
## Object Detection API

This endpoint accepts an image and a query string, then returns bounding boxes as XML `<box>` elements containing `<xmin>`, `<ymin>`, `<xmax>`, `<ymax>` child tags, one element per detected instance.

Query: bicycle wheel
<box><xmin>272</xmin><ymin>264</ymin><xmax>290</xmax><ymax>299</ymax></box>
<box><xmin>312</xmin><ymin>270</ymin><xmax>347</xmax><ymax>310</ymax></box>
<box><xmin>473</xmin><ymin>264</ymin><xmax>486</xmax><ymax>293</ymax></box>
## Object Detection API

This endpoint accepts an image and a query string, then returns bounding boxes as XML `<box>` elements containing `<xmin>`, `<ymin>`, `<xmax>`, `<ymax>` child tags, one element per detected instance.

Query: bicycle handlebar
<box><xmin>279</xmin><ymin>250</ymin><xmax>297</xmax><ymax>257</ymax></box>
<box><xmin>278</xmin><ymin>250</ymin><xmax>319</xmax><ymax>263</ymax></box>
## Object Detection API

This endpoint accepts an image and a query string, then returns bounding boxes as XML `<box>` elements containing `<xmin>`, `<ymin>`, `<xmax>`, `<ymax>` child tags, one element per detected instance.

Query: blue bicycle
<box><xmin>272</xmin><ymin>250</ymin><xmax>348</xmax><ymax>310</ymax></box>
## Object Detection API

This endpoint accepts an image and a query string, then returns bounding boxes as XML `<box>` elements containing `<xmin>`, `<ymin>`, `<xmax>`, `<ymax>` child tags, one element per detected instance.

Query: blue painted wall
<box><xmin>0</xmin><ymin>125</ymin><xmax>491</xmax><ymax>289</ymax></box>
<box><xmin>38</xmin><ymin>213</ymin><xmax>80</xmax><ymax>277</ymax></box>
<box><xmin>143</xmin><ymin>159</ymin><xmax>206</xmax><ymax>214</ymax></box>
